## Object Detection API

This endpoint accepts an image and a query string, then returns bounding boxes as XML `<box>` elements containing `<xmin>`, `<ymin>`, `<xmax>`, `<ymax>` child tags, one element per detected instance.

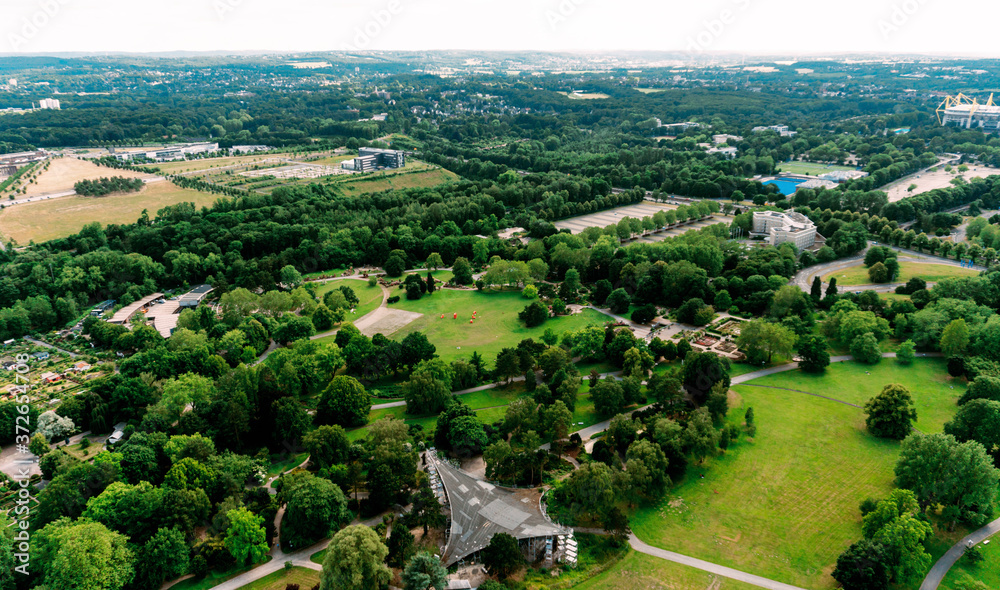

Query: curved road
<box><xmin>791</xmin><ymin>242</ymin><xmax>984</xmax><ymax>293</ymax></box>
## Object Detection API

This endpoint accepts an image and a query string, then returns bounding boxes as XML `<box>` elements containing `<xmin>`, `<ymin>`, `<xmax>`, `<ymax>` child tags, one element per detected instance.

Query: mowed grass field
<box><xmin>389</xmin><ymin>289</ymin><xmax>608</xmax><ymax>363</ymax></box>
<box><xmin>630</xmin><ymin>382</ymin><xmax>901</xmax><ymax>589</ymax></box>
<box><xmin>823</xmin><ymin>261</ymin><xmax>979</xmax><ymax>286</ymax></box>
<box><xmin>140</xmin><ymin>154</ymin><xmax>277</xmax><ymax>174</ymax></box>
<box><xmin>629</xmin><ymin>359</ymin><xmax>962</xmax><ymax>589</ymax></box>
<box><xmin>576</xmin><ymin>551</ymin><xmax>760</xmax><ymax>590</ymax></box>
<box><xmin>777</xmin><ymin>161</ymin><xmax>857</xmax><ymax>176</ymax></box>
<box><xmin>0</xmin><ymin>181</ymin><xmax>222</xmax><ymax>243</ymax></box>
<box><xmin>333</xmin><ymin>167</ymin><xmax>458</xmax><ymax>197</ymax></box>
<box><xmin>742</xmin><ymin>358</ymin><xmax>964</xmax><ymax>433</ymax></box>
<box><xmin>940</xmin><ymin>539</ymin><xmax>1000</xmax><ymax>590</ymax></box>
<box><xmin>316</xmin><ymin>279</ymin><xmax>384</xmax><ymax>314</ymax></box>
<box><xmin>233</xmin><ymin>567</ymin><xmax>320</xmax><ymax>590</ymax></box>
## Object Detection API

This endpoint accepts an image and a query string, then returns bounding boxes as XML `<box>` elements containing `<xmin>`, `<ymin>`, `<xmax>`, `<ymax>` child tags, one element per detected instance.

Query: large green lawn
<box><xmin>777</xmin><ymin>161</ymin><xmax>857</xmax><ymax>176</ymax></box>
<box><xmin>822</xmin><ymin>261</ymin><xmax>978</xmax><ymax>286</ymax></box>
<box><xmin>348</xmin><ymin>380</ymin><xmax>614</xmax><ymax>442</ymax></box>
<box><xmin>629</xmin><ymin>358</ymin><xmax>963</xmax><ymax>589</ymax></box>
<box><xmin>315</xmin><ymin>279</ymin><xmax>384</xmax><ymax>318</ymax></box>
<box><xmin>741</xmin><ymin>358</ymin><xmax>964</xmax><ymax>433</ymax></box>
<box><xmin>575</xmin><ymin>550</ymin><xmax>760</xmax><ymax>590</ymax></box>
<box><xmin>630</xmin><ymin>385</ymin><xmax>900</xmax><ymax>589</ymax></box>
<box><xmin>390</xmin><ymin>289</ymin><xmax>608</xmax><ymax>363</ymax></box>
<box><xmin>940</xmin><ymin>539</ymin><xmax>1000</xmax><ymax>590</ymax></box>
<box><xmin>234</xmin><ymin>567</ymin><xmax>320</xmax><ymax>590</ymax></box>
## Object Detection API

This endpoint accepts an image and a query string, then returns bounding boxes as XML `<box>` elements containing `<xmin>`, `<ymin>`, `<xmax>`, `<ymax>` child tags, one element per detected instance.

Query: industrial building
<box><xmin>112</xmin><ymin>142</ymin><xmax>219</xmax><ymax>162</ymax></box>
<box><xmin>938</xmin><ymin>94</ymin><xmax>1000</xmax><ymax>133</ymax></box>
<box><xmin>751</xmin><ymin>210</ymin><xmax>817</xmax><ymax>249</ymax></box>
<box><xmin>343</xmin><ymin>147</ymin><xmax>406</xmax><ymax>171</ymax></box>
<box><xmin>38</xmin><ymin>98</ymin><xmax>60</xmax><ymax>110</ymax></box>
<box><xmin>0</xmin><ymin>150</ymin><xmax>47</xmax><ymax>176</ymax></box>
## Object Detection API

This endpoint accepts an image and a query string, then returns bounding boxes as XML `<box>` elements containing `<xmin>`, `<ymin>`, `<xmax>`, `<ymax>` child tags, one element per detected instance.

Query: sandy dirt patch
<box><xmin>887</xmin><ymin>164</ymin><xmax>1000</xmax><ymax>202</ymax></box>
<box><xmin>24</xmin><ymin>157</ymin><xmax>153</xmax><ymax>197</ymax></box>
<box><xmin>354</xmin><ymin>307</ymin><xmax>422</xmax><ymax>336</ymax></box>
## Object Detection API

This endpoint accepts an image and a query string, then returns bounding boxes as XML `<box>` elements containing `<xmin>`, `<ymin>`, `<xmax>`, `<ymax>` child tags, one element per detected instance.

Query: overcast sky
<box><xmin>0</xmin><ymin>0</ymin><xmax>995</xmax><ymax>57</ymax></box>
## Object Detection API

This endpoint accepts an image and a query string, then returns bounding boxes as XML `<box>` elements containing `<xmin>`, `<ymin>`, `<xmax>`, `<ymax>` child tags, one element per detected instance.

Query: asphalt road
<box><xmin>919</xmin><ymin>517</ymin><xmax>1000</xmax><ymax>590</ymax></box>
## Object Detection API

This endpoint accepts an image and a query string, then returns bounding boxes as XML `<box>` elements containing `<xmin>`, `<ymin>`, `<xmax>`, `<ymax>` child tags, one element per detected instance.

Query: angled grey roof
<box><xmin>432</xmin><ymin>453</ymin><xmax>569</xmax><ymax>566</ymax></box>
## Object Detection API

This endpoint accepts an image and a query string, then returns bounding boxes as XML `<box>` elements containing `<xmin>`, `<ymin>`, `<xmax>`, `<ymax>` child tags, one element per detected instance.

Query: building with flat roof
<box><xmin>752</xmin><ymin>124</ymin><xmax>797</xmax><ymax>137</ymax></box>
<box><xmin>38</xmin><ymin>98</ymin><xmax>60</xmax><ymax>110</ymax></box>
<box><xmin>751</xmin><ymin>210</ymin><xmax>817</xmax><ymax>249</ymax></box>
<box><xmin>707</xmin><ymin>146</ymin><xmax>738</xmax><ymax>159</ymax></box>
<box><xmin>344</xmin><ymin>147</ymin><xmax>406</xmax><ymax>171</ymax></box>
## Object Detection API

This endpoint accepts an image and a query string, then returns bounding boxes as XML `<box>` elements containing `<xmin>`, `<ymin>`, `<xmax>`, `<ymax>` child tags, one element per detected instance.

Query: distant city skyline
<box><xmin>0</xmin><ymin>0</ymin><xmax>997</xmax><ymax>57</ymax></box>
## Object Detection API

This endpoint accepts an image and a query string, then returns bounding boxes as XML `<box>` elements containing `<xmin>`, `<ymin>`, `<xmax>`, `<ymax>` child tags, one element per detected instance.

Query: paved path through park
<box><xmin>919</xmin><ymin>516</ymin><xmax>1000</xmax><ymax>590</ymax></box>
<box><xmin>628</xmin><ymin>535</ymin><xmax>809</xmax><ymax>590</ymax></box>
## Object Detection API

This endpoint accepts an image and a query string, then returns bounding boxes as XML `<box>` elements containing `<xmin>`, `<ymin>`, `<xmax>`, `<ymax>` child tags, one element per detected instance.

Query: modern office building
<box><xmin>751</xmin><ymin>210</ymin><xmax>817</xmax><ymax>249</ymax></box>
<box><xmin>344</xmin><ymin>147</ymin><xmax>406</xmax><ymax>171</ymax></box>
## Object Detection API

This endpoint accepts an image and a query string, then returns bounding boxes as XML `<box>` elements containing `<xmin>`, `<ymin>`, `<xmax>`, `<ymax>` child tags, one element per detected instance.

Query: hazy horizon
<box><xmin>1</xmin><ymin>0</ymin><xmax>997</xmax><ymax>57</ymax></box>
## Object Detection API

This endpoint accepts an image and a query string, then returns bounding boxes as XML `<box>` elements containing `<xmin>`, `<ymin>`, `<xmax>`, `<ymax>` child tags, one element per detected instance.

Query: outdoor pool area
<box><xmin>763</xmin><ymin>178</ymin><xmax>806</xmax><ymax>195</ymax></box>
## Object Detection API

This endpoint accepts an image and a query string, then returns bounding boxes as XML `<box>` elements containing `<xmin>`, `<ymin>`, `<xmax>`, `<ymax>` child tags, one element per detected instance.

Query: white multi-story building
<box><xmin>38</xmin><ymin>98</ymin><xmax>60</xmax><ymax>110</ymax></box>
<box><xmin>751</xmin><ymin>210</ymin><xmax>817</xmax><ymax>249</ymax></box>
<box><xmin>752</xmin><ymin>124</ymin><xmax>796</xmax><ymax>137</ymax></box>
<box><xmin>707</xmin><ymin>146</ymin><xmax>738</xmax><ymax>159</ymax></box>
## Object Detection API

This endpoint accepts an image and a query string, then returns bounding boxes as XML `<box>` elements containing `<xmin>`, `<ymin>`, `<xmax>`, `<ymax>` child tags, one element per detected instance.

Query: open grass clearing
<box><xmin>940</xmin><ymin>537</ymin><xmax>1000</xmax><ymax>590</ymax></box>
<box><xmin>0</xmin><ymin>180</ymin><xmax>223</xmax><ymax>243</ymax></box>
<box><xmin>20</xmin><ymin>157</ymin><xmax>152</xmax><ymax>197</ymax></box>
<box><xmin>822</xmin><ymin>260</ymin><xmax>979</xmax><ymax>286</ymax></box>
<box><xmin>169</xmin><ymin>558</ymin><xmax>272</xmax><ymax>590</ymax></box>
<box><xmin>776</xmin><ymin>161</ymin><xmax>857</xmax><ymax>176</ymax></box>
<box><xmin>741</xmin><ymin>358</ymin><xmax>963</xmax><ymax>433</ymax></box>
<box><xmin>630</xmin><ymin>384</ymin><xmax>901</xmax><ymax>589</ymax></box>
<box><xmin>141</xmin><ymin>154</ymin><xmax>278</xmax><ymax>175</ymax></box>
<box><xmin>574</xmin><ymin>550</ymin><xmax>760</xmax><ymax>590</ymax></box>
<box><xmin>266</xmin><ymin>451</ymin><xmax>309</xmax><ymax>478</ymax></box>
<box><xmin>389</xmin><ymin>289</ymin><xmax>608</xmax><ymax>363</ymax></box>
<box><xmin>315</xmin><ymin>279</ymin><xmax>384</xmax><ymax>318</ymax></box>
<box><xmin>332</xmin><ymin>167</ymin><xmax>458</xmax><ymax>197</ymax></box>
<box><xmin>348</xmin><ymin>378</ymin><xmax>609</xmax><ymax>442</ymax></box>
<box><xmin>233</xmin><ymin>566</ymin><xmax>320</xmax><ymax>590</ymax></box>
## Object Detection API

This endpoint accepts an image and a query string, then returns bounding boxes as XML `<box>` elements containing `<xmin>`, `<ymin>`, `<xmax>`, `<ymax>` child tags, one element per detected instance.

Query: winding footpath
<box><xmin>214</xmin><ymin>343</ymin><xmax>947</xmax><ymax>590</ymax></box>
<box><xmin>919</xmin><ymin>517</ymin><xmax>1000</xmax><ymax>590</ymax></box>
<box><xmin>629</xmin><ymin>535</ymin><xmax>808</xmax><ymax>590</ymax></box>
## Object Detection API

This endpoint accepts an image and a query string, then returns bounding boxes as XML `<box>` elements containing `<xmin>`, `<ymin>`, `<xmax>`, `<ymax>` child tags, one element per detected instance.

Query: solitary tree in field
<box><xmin>865</xmin><ymin>384</ymin><xmax>918</xmax><ymax>440</ymax></box>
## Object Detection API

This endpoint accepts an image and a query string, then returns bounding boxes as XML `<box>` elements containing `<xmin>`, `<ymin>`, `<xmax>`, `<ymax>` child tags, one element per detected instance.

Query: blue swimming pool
<box><xmin>762</xmin><ymin>178</ymin><xmax>806</xmax><ymax>196</ymax></box>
